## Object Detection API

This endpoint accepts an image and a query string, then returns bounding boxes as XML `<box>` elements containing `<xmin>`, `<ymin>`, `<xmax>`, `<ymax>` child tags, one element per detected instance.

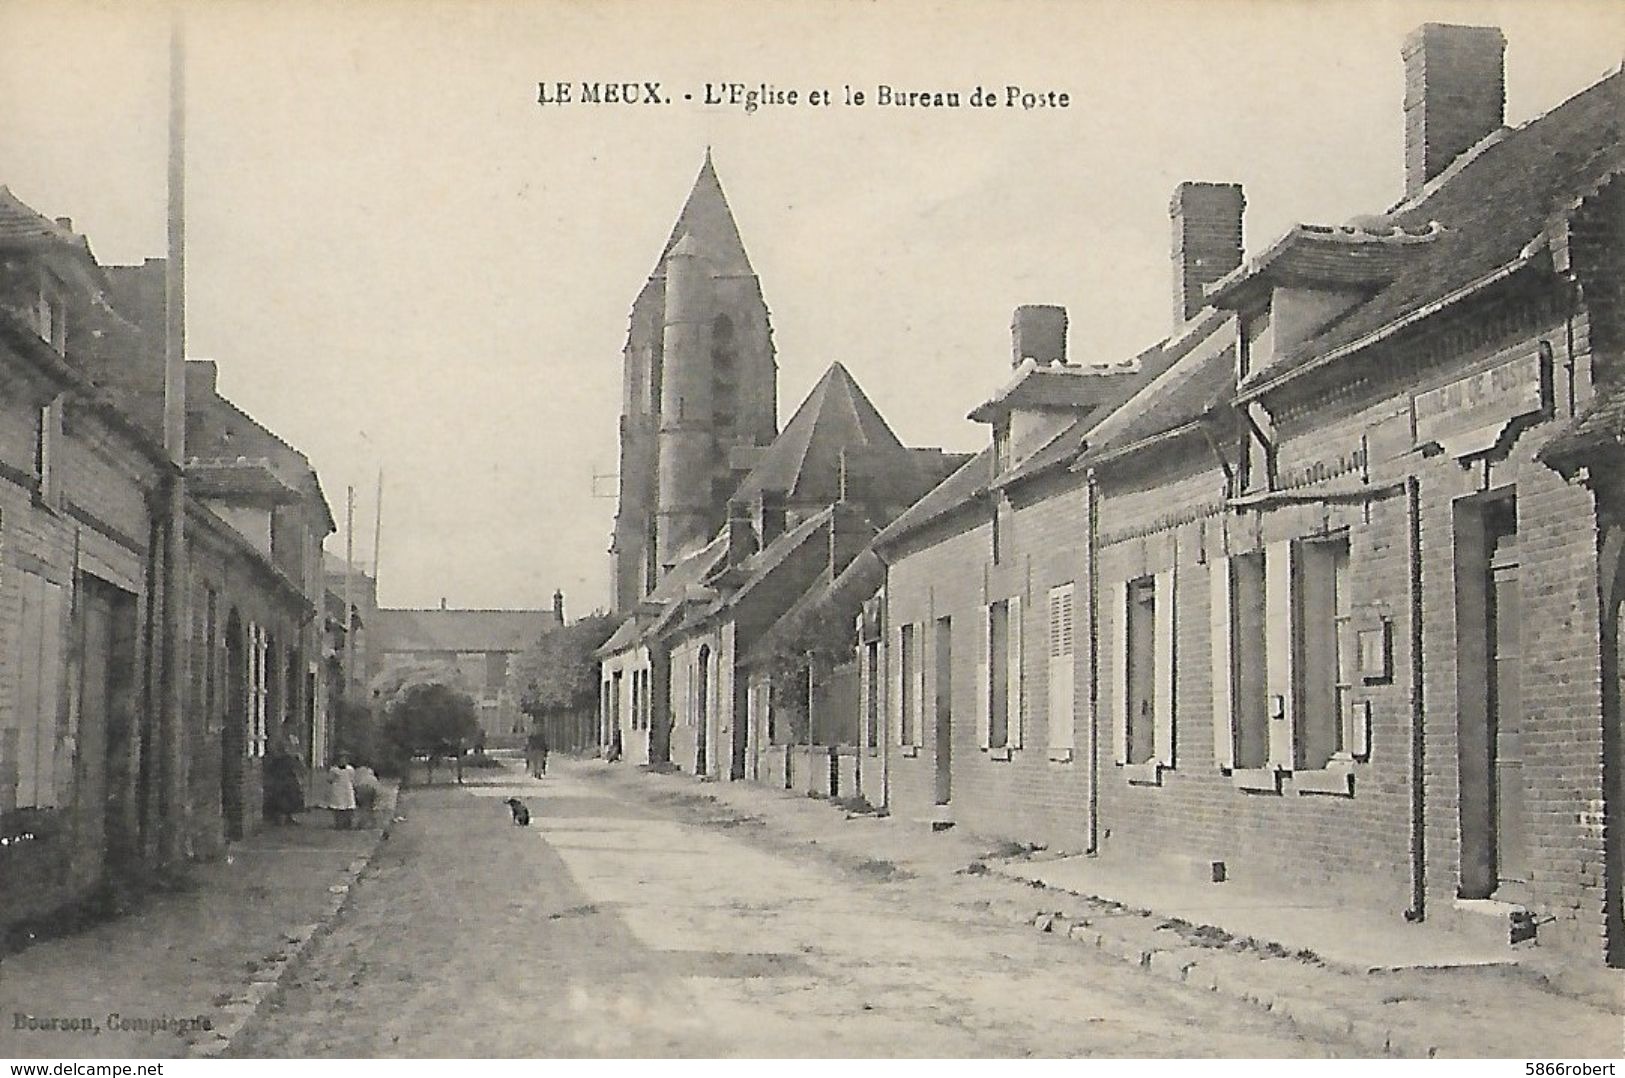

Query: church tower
<box><xmin>611</xmin><ymin>153</ymin><xmax>777</xmax><ymax>613</ymax></box>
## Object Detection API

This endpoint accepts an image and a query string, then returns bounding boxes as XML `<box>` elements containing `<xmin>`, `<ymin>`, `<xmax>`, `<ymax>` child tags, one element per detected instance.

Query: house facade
<box><xmin>871</xmin><ymin>26</ymin><xmax>1624</xmax><ymax>966</ymax></box>
<box><xmin>0</xmin><ymin>186</ymin><xmax>341</xmax><ymax>937</ymax></box>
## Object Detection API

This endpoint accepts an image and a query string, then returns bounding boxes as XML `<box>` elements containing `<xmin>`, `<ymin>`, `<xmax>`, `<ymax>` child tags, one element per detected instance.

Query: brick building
<box><xmin>873</xmin><ymin>26</ymin><xmax>1624</xmax><ymax>967</ymax></box>
<box><xmin>598</xmin><ymin>160</ymin><xmax>962</xmax><ymax>774</ymax></box>
<box><xmin>369</xmin><ymin>595</ymin><xmax>564</xmax><ymax>747</ymax></box>
<box><xmin>0</xmin><ymin>186</ymin><xmax>338</xmax><ymax>937</ymax></box>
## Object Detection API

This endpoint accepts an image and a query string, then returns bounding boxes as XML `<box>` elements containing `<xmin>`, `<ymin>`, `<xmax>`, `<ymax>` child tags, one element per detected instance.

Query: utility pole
<box><xmin>160</xmin><ymin>11</ymin><xmax>189</xmax><ymax>865</ymax></box>
<box><xmin>371</xmin><ymin>468</ymin><xmax>384</xmax><ymax>587</ymax></box>
<box><xmin>343</xmin><ymin>484</ymin><xmax>356</xmax><ymax>707</ymax></box>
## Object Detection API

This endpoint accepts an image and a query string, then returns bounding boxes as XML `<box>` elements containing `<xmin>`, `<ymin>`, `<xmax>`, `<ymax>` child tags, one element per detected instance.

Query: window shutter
<box><xmin>1110</xmin><ymin>579</ymin><xmax>1129</xmax><ymax>765</ymax></box>
<box><xmin>912</xmin><ymin>628</ymin><xmax>926</xmax><ymax>747</ymax></box>
<box><xmin>1210</xmin><ymin>557</ymin><xmax>1236</xmax><ymax>771</ymax></box>
<box><xmin>890</xmin><ymin>627</ymin><xmax>904</xmax><ymax>745</ymax></box>
<box><xmin>14</xmin><ymin>574</ymin><xmax>44</xmax><ymax>807</ymax></box>
<box><xmin>1153</xmin><ymin>567</ymin><xmax>1177</xmax><ymax>769</ymax></box>
<box><xmin>1007</xmin><ymin>594</ymin><xmax>1024</xmax><ymax>749</ymax></box>
<box><xmin>1047</xmin><ymin>585</ymin><xmax>1075</xmax><ymax>751</ymax></box>
<box><xmin>1264</xmin><ymin>540</ymin><xmax>1297</xmax><ymax>769</ymax></box>
<box><xmin>976</xmin><ymin>606</ymin><xmax>992</xmax><ymax>749</ymax></box>
<box><xmin>37</xmin><ymin>579</ymin><xmax>65</xmax><ymax>808</ymax></box>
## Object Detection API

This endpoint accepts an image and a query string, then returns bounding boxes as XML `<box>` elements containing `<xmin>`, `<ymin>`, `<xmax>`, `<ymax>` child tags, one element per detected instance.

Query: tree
<box><xmin>515</xmin><ymin>613</ymin><xmax>617</xmax><ymax>717</ymax></box>
<box><xmin>370</xmin><ymin>658</ymin><xmax>471</xmax><ymax>714</ymax></box>
<box><xmin>386</xmin><ymin>682</ymin><xmax>480</xmax><ymax>762</ymax></box>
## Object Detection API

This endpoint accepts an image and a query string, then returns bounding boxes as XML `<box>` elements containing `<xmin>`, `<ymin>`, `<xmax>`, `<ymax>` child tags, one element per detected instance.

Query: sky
<box><xmin>2</xmin><ymin>0</ymin><xmax>1621</xmax><ymax>614</ymax></box>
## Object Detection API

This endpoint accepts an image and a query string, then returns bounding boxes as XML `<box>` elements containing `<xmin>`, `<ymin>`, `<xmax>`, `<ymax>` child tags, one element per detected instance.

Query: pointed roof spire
<box><xmin>734</xmin><ymin>362</ymin><xmax>924</xmax><ymax>508</ymax></box>
<box><xmin>653</xmin><ymin>151</ymin><xmax>755</xmax><ymax>278</ymax></box>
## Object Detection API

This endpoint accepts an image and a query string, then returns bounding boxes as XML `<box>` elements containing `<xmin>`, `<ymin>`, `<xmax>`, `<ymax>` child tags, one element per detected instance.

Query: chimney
<box><xmin>185</xmin><ymin>359</ymin><xmax>218</xmax><ymax>399</ymax></box>
<box><xmin>758</xmin><ymin>490</ymin><xmax>786</xmax><ymax>547</ymax></box>
<box><xmin>1011</xmin><ymin>305</ymin><xmax>1067</xmax><ymax>368</ymax></box>
<box><xmin>552</xmin><ymin>588</ymin><xmax>565</xmax><ymax>625</ymax></box>
<box><xmin>1171</xmin><ymin>182</ymin><xmax>1245</xmax><ymax>325</ymax></box>
<box><xmin>1403</xmin><ymin>24</ymin><xmax>1506</xmax><ymax>200</ymax></box>
<box><xmin>53</xmin><ymin>216</ymin><xmax>73</xmax><ymax>232</ymax></box>
<box><xmin>439</xmin><ymin>597</ymin><xmax>447</xmax><ymax>610</ymax></box>
<box><xmin>726</xmin><ymin>502</ymin><xmax>758</xmax><ymax>565</ymax></box>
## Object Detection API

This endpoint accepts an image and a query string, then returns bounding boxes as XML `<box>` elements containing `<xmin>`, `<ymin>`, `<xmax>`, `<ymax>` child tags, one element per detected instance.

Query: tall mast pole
<box><xmin>344</xmin><ymin>485</ymin><xmax>356</xmax><ymax>704</ymax></box>
<box><xmin>160</xmin><ymin>9</ymin><xmax>189</xmax><ymax>864</ymax></box>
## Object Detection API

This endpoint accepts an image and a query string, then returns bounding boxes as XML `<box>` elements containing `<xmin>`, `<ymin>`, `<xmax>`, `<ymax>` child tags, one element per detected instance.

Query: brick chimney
<box><xmin>726</xmin><ymin>501</ymin><xmax>758</xmax><ymax>565</ymax></box>
<box><xmin>1403</xmin><ymin>24</ymin><xmax>1506</xmax><ymax>200</ymax></box>
<box><xmin>1011</xmin><ymin>305</ymin><xmax>1067</xmax><ymax>368</ymax></box>
<box><xmin>552</xmin><ymin>588</ymin><xmax>565</xmax><ymax>625</ymax></box>
<box><xmin>1171</xmin><ymin>182</ymin><xmax>1245</xmax><ymax>326</ymax></box>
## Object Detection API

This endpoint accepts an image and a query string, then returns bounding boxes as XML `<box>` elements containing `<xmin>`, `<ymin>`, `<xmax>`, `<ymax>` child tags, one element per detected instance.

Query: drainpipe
<box><xmin>1405</xmin><ymin>474</ymin><xmax>1427</xmax><ymax>922</ymax></box>
<box><xmin>1086</xmin><ymin>467</ymin><xmax>1102</xmax><ymax>855</ymax></box>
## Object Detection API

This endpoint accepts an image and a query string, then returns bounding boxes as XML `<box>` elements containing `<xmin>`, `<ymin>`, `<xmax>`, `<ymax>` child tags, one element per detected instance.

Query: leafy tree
<box><xmin>385</xmin><ymin>682</ymin><xmax>480</xmax><ymax>759</ymax></box>
<box><xmin>515</xmin><ymin>613</ymin><xmax>617</xmax><ymax>717</ymax></box>
<box><xmin>369</xmin><ymin>658</ymin><xmax>470</xmax><ymax>714</ymax></box>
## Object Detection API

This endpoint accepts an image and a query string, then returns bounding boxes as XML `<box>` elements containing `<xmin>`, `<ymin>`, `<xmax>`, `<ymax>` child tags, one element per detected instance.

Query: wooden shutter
<box><xmin>1007</xmin><ymin>594</ymin><xmax>1024</xmax><ymax>749</ymax></box>
<box><xmin>1047</xmin><ymin>585</ymin><xmax>1075</xmax><ymax>752</ymax></box>
<box><xmin>890</xmin><ymin>627</ymin><xmax>905</xmax><ymax>745</ymax></box>
<box><xmin>1210</xmin><ymin>557</ymin><xmax>1236</xmax><ymax>770</ymax></box>
<box><xmin>37</xmin><ymin>579</ymin><xmax>65</xmax><ymax>808</ymax></box>
<box><xmin>1110</xmin><ymin>579</ymin><xmax>1129</xmax><ymax>765</ymax></box>
<box><xmin>912</xmin><ymin>628</ymin><xmax>926</xmax><ymax>747</ymax></box>
<box><xmin>1264</xmin><ymin>540</ymin><xmax>1297</xmax><ymax>769</ymax></box>
<box><xmin>976</xmin><ymin>606</ymin><xmax>992</xmax><ymax>749</ymax></box>
<box><xmin>1153</xmin><ymin>567</ymin><xmax>1177</xmax><ymax>769</ymax></box>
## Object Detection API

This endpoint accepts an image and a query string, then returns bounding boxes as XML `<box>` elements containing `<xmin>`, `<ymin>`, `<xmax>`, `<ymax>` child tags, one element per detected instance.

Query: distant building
<box><xmin>370</xmin><ymin>593</ymin><xmax>565</xmax><ymax>745</ymax></box>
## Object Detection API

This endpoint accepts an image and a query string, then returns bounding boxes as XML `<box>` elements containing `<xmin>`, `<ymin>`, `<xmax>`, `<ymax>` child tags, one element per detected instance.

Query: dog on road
<box><xmin>503</xmin><ymin>797</ymin><xmax>531</xmax><ymax>826</ymax></box>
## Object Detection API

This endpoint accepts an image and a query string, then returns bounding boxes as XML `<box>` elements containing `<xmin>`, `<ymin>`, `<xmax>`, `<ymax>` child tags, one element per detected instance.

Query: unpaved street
<box><xmin>234</xmin><ymin>759</ymin><xmax>1346</xmax><ymax>1057</ymax></box>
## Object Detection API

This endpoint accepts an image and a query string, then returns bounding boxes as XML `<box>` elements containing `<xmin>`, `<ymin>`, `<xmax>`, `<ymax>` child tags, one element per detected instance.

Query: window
<box><xmin>248</xmin><ymin>623</ymin><xmax>269</xmax><ymax>758</ymax></box>
<box><xmin>1112</xmin><ymin>569</ymin><xmax>1176</xmax><ymax>775</ymax></box>
<box><xmin>898</xmin><ymin>622</ymin><xmax>916</xmax><ymax>746</ymax></box>
<box><xmin>1211</xmin><ymin>553</ymin><xmax>1269</xmax><ymax>770</ymax></box>
<box><xmin>35</xmin><ymin>397</ymin><xmax>63</xmax><ymax>509</ymax></box>
<box><xmin>864</xmin><ymin>640</ymin><xmax>880</xmax><ymax>749</ymax></box>
<box><xmin>1047</xmin><ymin>584</ymin><xmax>1075</xmax><ymax>755</ymax></box>
<box><xmin>204</xmin><ymin>589</ymin><xmax>219</xmax><ymax>734</ymax></box>
<box><xmin>1125</xmin><ymin>578</ymin><xmax>1157</xmax><ymax>764</ymax></box>
<box><xmin>1296</xmin><ymin>535</ymin><xmax>1352</xmax><ymax>770</ymax></box>
<box><xmin>36</xmin><ymin>280</ymin><xmax>64</xmax><ymax>354</ymax></box>
<box><xmin>979</xmin><ymin>597</ymin><xmax>1023</xmax><ymax>751</ymax></box>
<box><xmin>486</xmin><ymin>651</ymin><xmax>509</xmax><ymax>690</ymax></box>
<box><xmin>4</xmin><ymin>571</ymin><xmax>67</xmax><ymax>808</ymax></box>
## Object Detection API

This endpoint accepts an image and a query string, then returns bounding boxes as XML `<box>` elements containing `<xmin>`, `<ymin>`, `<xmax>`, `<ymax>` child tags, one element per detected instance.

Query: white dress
<box><xmin>328</xmin><ymin>765</ymin><xmax>357</xmax><ymax>811</ymax></box>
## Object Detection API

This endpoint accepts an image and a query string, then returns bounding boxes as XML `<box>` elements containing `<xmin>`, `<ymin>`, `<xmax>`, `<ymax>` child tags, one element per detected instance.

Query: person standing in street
<box><xmin>329</xmin><ymin>753</ymin><xmax>357</xmax><ymax>830</ymax></box>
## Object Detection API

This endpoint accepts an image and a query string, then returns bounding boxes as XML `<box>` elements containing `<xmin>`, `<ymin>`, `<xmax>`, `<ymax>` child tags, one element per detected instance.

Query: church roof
<box><xmin>652</xmin><ymin>151</ymin><xmax>755</xmax><ymax>279</ymax></box>
<box><xmin>732</xmin><ymin>362</ymin><xmax>923</xmax><ymax>509</ymax></box>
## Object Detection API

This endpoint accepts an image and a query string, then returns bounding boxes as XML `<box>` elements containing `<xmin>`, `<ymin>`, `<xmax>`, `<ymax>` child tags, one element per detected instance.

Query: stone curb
<box><xmin>189</xmin><ymin>783</ymin><xmax>402</xmax><ymax>1058</ymax></box>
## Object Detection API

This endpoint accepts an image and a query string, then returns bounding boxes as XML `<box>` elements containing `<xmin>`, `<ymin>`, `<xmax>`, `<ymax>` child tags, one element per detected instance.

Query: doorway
<box><xmin>696</xmin><ymin>646</ymin><xmax>710</xmax><ymax>776</ymax></box>
<box><xmin>934</xmin><ymin>616</ymin><xmax>952</xmax><ymax>805</ymax></box>
<box><xmin>222</xmin><ymin>612</ymin><xmax>247</xmax><ymax>842</ymax></box>
<box><xmin>1455</xmin><ymin>492</ymin><xmax>1526</xmax><ymax>901</ymax></box>
<box><xmin>79</xmin><ymin>576</ymin><xmax>139</xmax><ymax>872</ymax></box>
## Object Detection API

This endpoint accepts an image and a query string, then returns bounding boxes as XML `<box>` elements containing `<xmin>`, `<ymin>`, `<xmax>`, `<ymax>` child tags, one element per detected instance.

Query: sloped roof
<box><xmin>596</xmin><ymin>532</ymin><xmax>728</xmax><ymax>656</ymax></box>
<box><xmin>1245</xmin><ymin>68</ymin><xmax>1624</xmax><ymax>394</ymax></box>
<box><xmin>968</xmin><ymin>360</ymin><xmax>1141</xmax><ymax>423</ymax></box>
<box><xmin>873</xmin><ymin>446</ymin><xmax>993</xmax><ymax>550</ymax></box>
<box><xmin>741</xmin><ymin>544</ymin><xmax>884</xmax><ymax>668</ymax></box>
<box><xmin>707</xmin><ymin>505</ymin><xmax>835</xmax><ymax>615</ymax></box>
<box><xmin>732</xmin><ymin>362</ymin><xmax>926</xmax><ymax>509</ymax></box>
<box><xmin>0</xmin><ymin>186</ymin><xmax>78</xmax><ymax>247</ymax></box>
<box><xmin>372</xmin><ymin>608</ymin><xmax>557</xmax><ymax>654</ymax></box>
<box><xmin>651</xmin><ymin>152</ymin><xmax>755</xmax><ymax>279</ymax></box>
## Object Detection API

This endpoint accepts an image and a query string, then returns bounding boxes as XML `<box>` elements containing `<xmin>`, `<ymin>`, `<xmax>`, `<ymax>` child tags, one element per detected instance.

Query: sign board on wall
<box><xmin>1412</xmin><ymin>347</ymin><xmax>1552</xmax><ymax>458</ymax></box>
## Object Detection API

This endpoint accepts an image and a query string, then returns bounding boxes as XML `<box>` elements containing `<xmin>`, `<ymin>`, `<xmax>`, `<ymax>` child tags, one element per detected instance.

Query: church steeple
<box><xmin>610</xmin><ymin>153</ymin><xmax>778</xmax><ymax>612</ymax></box>
<box><xmin>653</xmin><ymin>151</ymin><xmax>756</xmax><ymax>278</ymax></box>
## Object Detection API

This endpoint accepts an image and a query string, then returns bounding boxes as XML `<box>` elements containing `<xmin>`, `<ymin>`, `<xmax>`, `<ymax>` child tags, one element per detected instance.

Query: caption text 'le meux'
<box><xmin>537</xmin><ymin>82</ymin><xmax>1070</xmax><ymax>112</ymax></box>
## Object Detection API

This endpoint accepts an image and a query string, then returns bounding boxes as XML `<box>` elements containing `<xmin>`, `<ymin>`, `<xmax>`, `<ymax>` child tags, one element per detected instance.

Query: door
<box><xmin>222</xmin><ymin>613</ymin><xmax>246</xmax><ymax>841</ymax></box>
<box><xmin>934</xmin><ymin>616</ymin><xmax>952</xmax><ymax>805</ymax></box>
<box><xmin>695</xmin><ymin>647</ymin><xmax>709</xmax><ymax>776</ymax></box>
<box><xmin>1489</xmin><ymin>525</ymin><xmax>1528</xmax><ymax>898</ymax></box>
